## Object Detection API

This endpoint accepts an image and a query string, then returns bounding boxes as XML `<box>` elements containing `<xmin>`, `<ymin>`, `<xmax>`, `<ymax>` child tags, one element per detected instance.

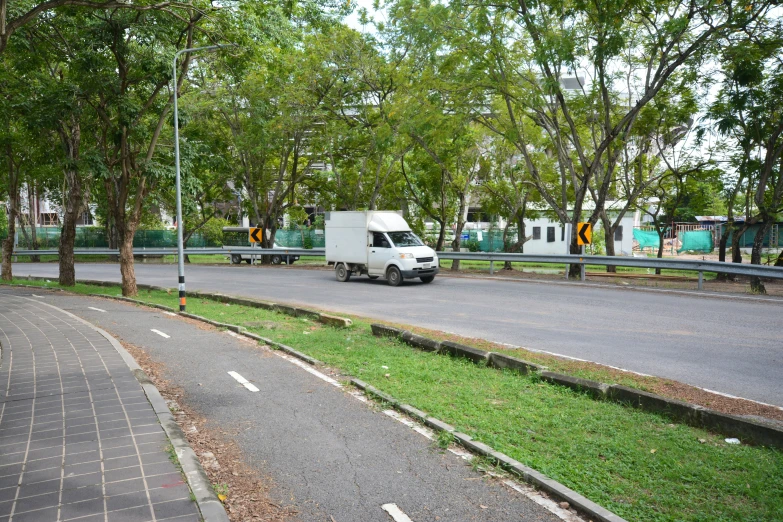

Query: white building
<box><xmin>434</xmin><ymin>200</ymin><xmax>640</xmax><ymax>255</ymax></box>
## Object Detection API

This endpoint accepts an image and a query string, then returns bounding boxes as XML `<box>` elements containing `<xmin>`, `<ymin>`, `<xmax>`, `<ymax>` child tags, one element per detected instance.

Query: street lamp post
<box><xmin>172</xmin><ymin>44</ymin><xmax>230</xmax><ymax>312</ymax></box>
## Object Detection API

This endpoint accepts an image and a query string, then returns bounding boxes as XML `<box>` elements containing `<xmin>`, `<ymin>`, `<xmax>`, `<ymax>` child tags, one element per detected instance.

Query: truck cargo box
<box><xmin>324</xmin><ymin>211</ymin><xmax>409</xmax><ymax>264</ymax></box>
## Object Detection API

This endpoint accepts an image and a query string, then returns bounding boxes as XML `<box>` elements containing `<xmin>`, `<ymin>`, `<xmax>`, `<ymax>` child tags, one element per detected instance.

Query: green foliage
<box><xmin>0</xmin><ymin>208</ymin><xmax>7</xmax><ymax>237</ymax></box>
<box><xmin>436</xmin><ymin>430</ymin><xmax>454</xmax><ymax>450</ymax></box>
<box><xmin>465</xmin><ymin>238</ymin><xmax>481</xmax><ymax>252</ymax></box>
<box><xmin>201</xmin><ymin>218</ymin><xmax>232</xmax><ymax>247</ymax></box>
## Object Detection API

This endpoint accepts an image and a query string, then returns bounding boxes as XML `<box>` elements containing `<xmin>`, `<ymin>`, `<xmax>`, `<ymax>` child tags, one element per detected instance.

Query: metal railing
<box><xmin>11</xmin><ymin>247</ymin><xmax>783</xmax><ymax>289</ymax></box>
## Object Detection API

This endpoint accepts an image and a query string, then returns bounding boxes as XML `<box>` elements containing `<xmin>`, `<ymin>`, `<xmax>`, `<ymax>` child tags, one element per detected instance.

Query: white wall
<box><xmin>521</xmin><ymin>215</ymin><xmax>636</xmax><ymax>255</ymax></box>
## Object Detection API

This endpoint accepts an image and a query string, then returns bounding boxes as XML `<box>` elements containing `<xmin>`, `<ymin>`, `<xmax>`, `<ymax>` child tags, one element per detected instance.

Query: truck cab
<box><xmin>325</xmin><ymin>211</ymin><xmax>439</xmax><ymax>286</ymax></box>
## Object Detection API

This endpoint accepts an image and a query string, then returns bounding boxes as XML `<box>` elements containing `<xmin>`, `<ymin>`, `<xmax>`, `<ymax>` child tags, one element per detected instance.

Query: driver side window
<box><xmin>373</xmin><ymin>232</ymin><xmax>389</xmax><ymax>248</ymax></box>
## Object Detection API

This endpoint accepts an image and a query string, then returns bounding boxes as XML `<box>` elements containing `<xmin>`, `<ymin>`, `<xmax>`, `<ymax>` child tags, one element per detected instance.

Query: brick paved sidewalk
<box><xmin>0</xmin><ymin>291</ymin><xmax>200</xmax><ymax>522</ymax></box>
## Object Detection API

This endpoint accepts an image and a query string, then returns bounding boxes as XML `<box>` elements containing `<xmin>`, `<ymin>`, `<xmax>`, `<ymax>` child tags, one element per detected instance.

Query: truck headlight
<box><xmin>399</xmin><ymin>253</ymin><xmax>414</xmax><ymax>259</ymax></box>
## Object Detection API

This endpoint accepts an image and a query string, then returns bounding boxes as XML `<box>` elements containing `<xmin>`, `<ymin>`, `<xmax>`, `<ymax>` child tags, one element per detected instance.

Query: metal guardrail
<box><xmin>12</xmin><ymin>247</ymin><xmax>322</xmax><ymax>257</ymax></box>
<box><xmin>12</xmin><ymin>247</ymin><xmax>783</xmax><ymax>288</ymax></box>
<box><xmin>435</xmin><ymin>251</ymin><xmax>783</xmax><ymax>281</ymax></box>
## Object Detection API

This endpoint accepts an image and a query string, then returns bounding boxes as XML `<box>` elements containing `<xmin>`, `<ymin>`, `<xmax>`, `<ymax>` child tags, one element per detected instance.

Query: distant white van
<box><xmin>222</xmin><ymin>227</ymin><xmax>300</xmax><ymax>265</ymax></box>
<box><xmin>325</xmin><ymin>211</ymin><xmax>439</xmax><ymax>286</ymax></box>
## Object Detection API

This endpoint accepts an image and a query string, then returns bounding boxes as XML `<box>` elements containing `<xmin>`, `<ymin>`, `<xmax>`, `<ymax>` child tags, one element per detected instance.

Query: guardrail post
<box><xmin>490</xmin><ymin>260</ymin><xmax>494</xmax><ymax>275</ymax></box>
<box><xmin>698</xmin><ymin>271</ymin><xmax>703</xmax><ymax>290</ymax></box>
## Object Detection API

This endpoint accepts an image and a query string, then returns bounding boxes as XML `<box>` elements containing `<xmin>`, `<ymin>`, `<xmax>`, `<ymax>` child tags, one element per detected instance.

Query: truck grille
<box><xmin>416</xmin><ymin>257</ymin><xmax>434</xmax><ymax>263</ymax></box>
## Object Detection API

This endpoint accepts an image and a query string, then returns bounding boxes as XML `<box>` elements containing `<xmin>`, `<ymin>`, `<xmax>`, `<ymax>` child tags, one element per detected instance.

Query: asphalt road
<box><xmin>20</xmin><ymin>288</ymin><xmax>564</xmax><ymax>522</ymax></box>
<box><xmin>13</xmin><ymin>262</ymin><xmax>783</xmax><ymax>407</ymax></box>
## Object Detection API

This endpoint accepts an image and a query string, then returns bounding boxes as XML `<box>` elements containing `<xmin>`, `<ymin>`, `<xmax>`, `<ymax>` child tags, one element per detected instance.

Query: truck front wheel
<box><xmin>386</xmin><ymin>266</ymin><xmax>402</xmax><ymax>287</ymax></box>
<box><xmin>336</xmin><ymin>263</ymin><xmax>351</xmax><ymax>282</ymax></box>
<box><xmin>420</xmin><ymin>275</ymin><xmax>435</xmax><ymax>284</ymax></box>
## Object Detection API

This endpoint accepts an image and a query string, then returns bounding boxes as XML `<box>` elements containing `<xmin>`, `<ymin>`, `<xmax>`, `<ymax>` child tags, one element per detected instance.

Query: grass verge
<box><xmin>4</xmin><ymin>279</ymin><xmax>782</xmax><ymax>522</ymax></box>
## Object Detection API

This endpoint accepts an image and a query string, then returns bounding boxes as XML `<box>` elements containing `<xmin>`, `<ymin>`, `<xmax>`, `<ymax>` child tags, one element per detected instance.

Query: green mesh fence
<box><xmin>7</xmin><ymin>227</ymin><xmax>221</xmax><ymax>249</ymax></box>
<box><xmin>678</xmin><ymin>230</ymin><xmax>714</xmax><ymax>253</ymax></box>
<box><xmin>274</xmin><ymin>229</ymin><xmax>325</xmax><ymax>248</ymax></box>
<box><xmin>717</xmin><ymin>224</ymin><xmax>782</xmax><ymax>248</ymax></box>
<box><xmin>633</xmin><ymin>229</ymin><xmax>660</xmax><ymax>250</ymax></box>
<box><xmin>426</xmin><ymin>229</ymin><xmax>517</xmax><ymax>252</ymax></box>
<box><xmin>468</xmin><ymin>229</ymin><xmax>509</xmax><ymax>252</ymax></box>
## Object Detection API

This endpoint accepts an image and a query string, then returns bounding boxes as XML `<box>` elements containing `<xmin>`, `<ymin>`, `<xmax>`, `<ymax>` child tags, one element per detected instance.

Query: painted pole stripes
<box><xmin>179</xmin><ymin>275</ymin><xmax>186</xmax><ymax>312</ymax></box>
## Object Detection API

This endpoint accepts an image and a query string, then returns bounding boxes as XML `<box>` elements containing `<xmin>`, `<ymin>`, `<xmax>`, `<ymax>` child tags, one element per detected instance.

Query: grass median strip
<box><xmin>5</xmin><ymin>279</ymin><xmax>782</xmax><ymax>522</ymax></box>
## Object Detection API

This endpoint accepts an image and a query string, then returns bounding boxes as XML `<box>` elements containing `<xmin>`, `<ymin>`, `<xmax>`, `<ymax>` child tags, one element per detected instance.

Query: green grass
<box><xmin>4</xmin><ymin>278</ymin><xmax>783</xmax><ymax>521</ymax></box>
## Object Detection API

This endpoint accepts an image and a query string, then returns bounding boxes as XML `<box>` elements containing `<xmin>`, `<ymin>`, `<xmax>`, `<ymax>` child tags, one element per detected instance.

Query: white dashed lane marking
<box><xmin>382</xmin><ymin>503</ymin><xmax>414</xmax><ymax>522</ymax></box>
<box><xmin>88</xmin><ymin>306</ymin><xmax>106</xmax><ymax>313</ymax></box>
<box><xmin>228</xmin><ymin>371</ymin><xmax>260</xmax><ymax>392</ymax></box>
<box><xmin>151</xmin><ymin>329</ymin><xmax>170</xmax><ymax>338</ymax></box>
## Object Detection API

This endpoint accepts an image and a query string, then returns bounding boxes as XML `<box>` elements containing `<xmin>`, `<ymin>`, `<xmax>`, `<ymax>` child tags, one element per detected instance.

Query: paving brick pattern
<box><xmin>0</xmin><ymin>291</ymin><xmax>200</xmax><ymax>522</ymax></box>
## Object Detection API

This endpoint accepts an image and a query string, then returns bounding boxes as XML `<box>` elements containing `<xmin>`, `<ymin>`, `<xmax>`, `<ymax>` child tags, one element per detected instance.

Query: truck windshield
<box><xmin>387</xmin><ymin>231</ymin><xmax>423</xmax><ymax>247</ymax></box>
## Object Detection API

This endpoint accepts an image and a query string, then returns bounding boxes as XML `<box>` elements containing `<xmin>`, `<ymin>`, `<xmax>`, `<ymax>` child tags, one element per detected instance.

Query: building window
<box><xmin>532</xmin><ymin>227</ymin><xmax>541</xmax><ymax>240</ymax></box>
<box><xmin>79</xmin><ymin>211</ymin><xmax>94</xmax><ymax>225</ymax></box>
<box><xmin>547</xmin><ymin>227</ymin><xmax>555</xmax><ymax>242</ymax></box>
<box><xmin>615</xmin><ymin>226</ymin><xmax>623</xmax><ymax>241</ymax></box>
<box><xmin>40</xmin><ymin>212</ymin><xmax>59</xmax><ymax>226</ymax></box>
<box><xmin>561</xmin><ymin>227</ymin><xmax>565</xmax><ymax>241</ymax></box>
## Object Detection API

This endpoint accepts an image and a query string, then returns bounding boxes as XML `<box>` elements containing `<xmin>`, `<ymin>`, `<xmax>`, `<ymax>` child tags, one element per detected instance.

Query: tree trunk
<box><xmin>567</xmin><ymin>237</ymin><xmax>582</xmax><ymax>279</ymax></box>
<box><xmin>451</xmin><ymin>234</ymin><xmax>462</xmax><ymax>271</ymax></box>
<box><xmin>775</xmin><ymin>249</ymin><xmax>783</xmax><ymax>267</ymax></box>
<box><xmin>58</xmin><ymin>117</ymin><xmax>82</xmax><ymax>285</ymax></box>
<box><xmin>451</xmin><ymin>189</ymin><xmax>469</xmax><ymax>271</ymax></box>
<box><xmin>602</xmin><ymin>220</ymin><xmax>617</xmax><ymax>273</ymax></box>
<box><xmin>502</xmin><ymin>222</ymin><xmax>512</xmax><ymax>270</ymax></box>
<box><xmin>715</xmin><ymin>222</ymin><xmax>733</xmax><ymax>281</ymax></box>
<box><xmin>2</xmin><ymin>157</ymin><xmax>19</xmax><ymax>281</ymax></box>
<box><xmin>435</xmin><ymin>220</ymin><xmax>446</xmax><ymax>252</ymax></box>
<box><xmin>655</xmin><ymin>228</ymin><xmax>664</xmax><ymax>275</ymax></box>
<box><xmin>731</xmin><ymin>222</ymin><xmax>749</xmax><ymax>264</ymax></box>
<box><xmin>118</xmin><ymin>231</ymin><xmax>138</xmax><ymax>296</ymax></box>
<box><xmin>567</xmin><ymin>206</ymin><xmax>586</xmax><ymax>279</ymax></box>
<box><xmin>59</xmin><ymin>168</ymin><xmax>81</xmax><ymax>286</ymax></box>
<box><xmin>1</xmin><ymin>196</ymin><xmax>17</xmax><ymax>281</ymax></box>
<box><xmin>27</xmin><ymin>183</ymin><xmax>39</xmax><ymax>262</ymax></box>
<box><xmin>749</xmin><ymin>222</ymin><xmax>771</xmax><ymax>294</ymax></box>
<box><xmin>451</xmin><ymin>227</ymin><xmax>464</xmax><ymax>271</ymax></box>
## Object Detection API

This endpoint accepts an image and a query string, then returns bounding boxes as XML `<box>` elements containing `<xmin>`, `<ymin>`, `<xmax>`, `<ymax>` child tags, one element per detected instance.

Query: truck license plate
<box><xmin>423</xmin><ymin>264</ymin><xmax>430</xmax><ymax>269</ymax></box>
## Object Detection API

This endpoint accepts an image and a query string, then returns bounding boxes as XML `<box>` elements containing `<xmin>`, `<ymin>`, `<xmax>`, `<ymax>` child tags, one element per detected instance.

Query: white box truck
<box><xmin>325</xmin><ymin>211</ymin><xmax>439</xmax><ymax>286</ymax></box>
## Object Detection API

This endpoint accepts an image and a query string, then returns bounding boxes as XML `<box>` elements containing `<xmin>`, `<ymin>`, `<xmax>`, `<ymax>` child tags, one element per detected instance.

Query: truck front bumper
<box><xmin>400</xmin><ymin>267</ymin><xmax>440</xmax><ymax>279</ymax></box>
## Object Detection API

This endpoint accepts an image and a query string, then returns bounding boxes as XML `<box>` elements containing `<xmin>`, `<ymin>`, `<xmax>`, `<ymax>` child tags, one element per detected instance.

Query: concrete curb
<box><xmin>370</xmin><ymin>323</ymin><xmax>783</xmax><ymax>450</ymax></box>
<box><xmin>13</xmin><ymin>294</ymin><xmax>230</xmax><ymax>522</ymax></box>
<box><xmin>349</xmin><ymin>378</ymin><xmax>627</xmax><ymax>522</ymax></box>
